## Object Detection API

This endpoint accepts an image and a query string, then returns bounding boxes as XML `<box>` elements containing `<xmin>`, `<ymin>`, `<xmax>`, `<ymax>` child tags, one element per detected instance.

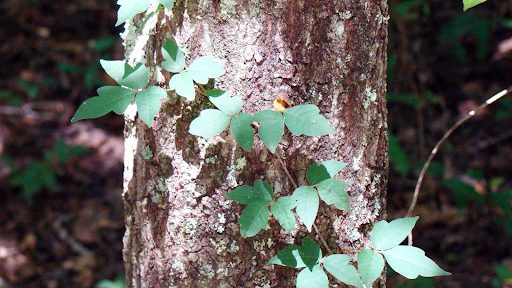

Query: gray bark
<box><xmin>122</xmin><ymin>0</ymin><xmax>388</xmax><ymax>287</ymax></box>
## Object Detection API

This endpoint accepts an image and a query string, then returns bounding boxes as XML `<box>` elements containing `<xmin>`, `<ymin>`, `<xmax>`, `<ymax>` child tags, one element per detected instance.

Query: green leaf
<box><xmin>169</xmin><ymin>71</ymin><xmax>195</xmax><ymax>100</ymax></box>
<box><xmin>306</xmin><ymin>160</ymin><xmax>347</xmax><ymax>186</ymax></box>
<box><xmin>323</xmin><ymin>254</ymin><xmax>364</xmax><ymax>288</ymax></box>
<box><xmin>161</xmin><ymin>39</ymin><xmax>185</xmax><ymax>73</ymax></box>
<box><xmin>226</xmin><ymin>180</ymin><xmax>273</xmax><ymax>205</ymax></box>
<box><xmin>254</xmin><ymin>110</ymin><xmax>284</xmax><ymax>153</ymax></box>
<box><xmin>187</xmin><ymin>55</ymin><xmax>225</xmax><ymax>84</ymax></box>
<box><xmin>97</xmin><ymin>86</ymin><xmax>135</xmax><ymax>114</ymax></box>
<box><xmin>381</xmin><ymin>246</ymin><xmax>451</xmax><ymax>279</ymax></box>
<box><xmin>306</xmin><ymin>163</ymin><xmax>330</xmax><ymax>185</ymax></box>
<box><xmin>11</xmin><ymin>162</ymin><xmax>57</xmax><ymax>197</ymax></box>
<box><xmin>316</xmin><ymin>179</ymin><xmax>349</xmax><ymax>211</ymax></box>
<box><xmin>296</xmin><ymin>265</ymin><xmax>329</xmax><ymax>288</ymax></box>
<box><xmin>205</xmin><ymin>89</ymin><xmax>225</xmax><ymax>97</ymax></box>
<box><xmin>159</xmin><ymin>0</ymin><xmax>175</xmax><ymax>10</ymax></box>
<box><xmin>189</xmin><ymin>109</ymin><xmax>230</xmax><ymax>138</ymax></box>
<box><xmin>100</xmin><ymin>60</ymin><xmax>149</xmax><ymax>89</ymax></box>
<box><xmin>72</xmin><ymin>97</ymin><xmax>112</xmax><ymax>122</ymax></box>
<box><xmin>321</xmin><ymin>160</ymin><xmax>347</xmax><ymax>177</ymax></box>
<box><xmin>269</xmin><ymin>245</ymin><xmax>306</xmax><ymax>268</ymax></box>
<box><xmin>357</xmin><ymin>248</ymin><xmax>385</xmax><ymax>288</ymax></box>
<box><xmin>225</xmin><ymin>185</ymin><xmax>254</xmax><ymax>204</ymax></box>
<box><xmin>283</xmin><ymin>104</ymin><xmax>334</xmax><ymax>136</ymax></box>
<box><xmin>72</xmin><ymin>87</ymin><xmax>135</xmax><ymax>122</ymax></box>
<box><xmin>298</xmin><ymin>238</ymin><xmax>321</xmax><ymax>270</ymax></box>
<box><xmin>271</xmin><ymin>196</ymin><xmax>296</xmax><ymax>232</ymax></box>
<box><xmin>135</xmin><ymin>86</ymin><xmax>167</xmax><ymax>126</ymax></box>
<box><xmin>442</xmin><ymin>178</ymin><xmax>484</xmax><ymax>208</ymax></box>
<box><xmin>116</xmin><ymin>0</ymin><xmax>151</xmax><ymax>26</ymax></box>
<box><xmin>239</xmin><ymin>202</ymin><xmax>269</xmax><ymax>238</ymax></box>
<box><xmin>371</xmin><ymin>217</ymin><xmax>419</xmax><ymax>250</ymax></box>
<box><xmin>254</xmin><ymin>179</ymin><xmax>273</xmax><ymax>201</ymax></box>
<box><xmin>231</xmin><ymin>113</ymin><xmax>254</xmax><ymax>151</ymax></box>
<box><xmin>209</xmin><ymin>91</ymin><xmax>243</xmax><ymax>116</ymax></box>
<box><xmin>293</xmin><ymin>186</ymin><xmax>319</xmax><ymax>232</ymax></box>
<box><xmin>463</xmin><ymin>0</ymin><xmax>486</xmax><ymax>11</ymax></box>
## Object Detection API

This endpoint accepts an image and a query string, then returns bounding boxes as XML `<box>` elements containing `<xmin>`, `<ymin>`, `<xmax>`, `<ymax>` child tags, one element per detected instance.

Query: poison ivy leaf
<box><xmin>135</xmin><ymin>86</ymin><xmax>167</xmax><ymax>126</ymax></box>
<box><xmin>231</xmin><ymin>113</ymin><xmax>254</xmax><ymax>151</ymax></box>
<box><xmin>296</xmin><ymin>265</ymin><xmax>329</xmax><ymax>288</ymax></box>
<box><xmin>205</xmin><ymin>89</ymin><xmax>225</xmax><ymax>97</ymax></box>
<box><xmin>239</xmin><ymin>202</ymin><xmax>269</xmax><ymax>238</ymax></box>
<box><xmin>316</xmin><ymin>179</ymin><xmax>349</xmax><ymax>211</ymax></box>
<box><xmin>226</xmin><ymin>180</ymin><xmax>273</xmax><ymax>205</ymax></box>
<box><xmin>321</xmin><ymin>160</ymin><xmax>347</xmax><ymax>177</ymax></box>
<box><xmin>463</xmin><ymin>0</ymin><xmax>486</xmax><ymax>11</ymax></box>
<box><xmin>72</xmin><ymin>97</ymin><xmax>115</xmax><ymax>122</ymax></box>
<box><xmin>169</xmin><ymin>72</ymin><xmax>195</xmax><ymax>101</ymax></box>
<box><xmin>254</xmin><ymin>110</ymin><xmax>284</xmax><ymax>153</ymax></box>
<box><xmin>100</xmin><ymin>60</ymin><xmax>125</xmax><ymax>82</ymax></box>
<box><xmin>306</xmin><ymin>163</ymin><xmax>330</xmax><ymax>185</ymax></box>
<box><xmin>283</xmin><ymin>104</ymin><xmax>334</xmax><ymax>136</ymax></box>
<box><xmin>271</xmin><ymin>196</ymin><xmax>296</xmax><ymax>232</ymax></box>
<box><xmin>323</xmin><ymin>254</ymin><xmax>364</xmax><ymax>288</ymax></box>
<box><xmin>293</xmin><ymin>186</ymin><xmax>319</xmax><ymax>232</ymax></box>
<box><xmin>268</xmin><ymin>245</ymin><xmax>306</xmax><ymax>268</ymax></box>
<box><xmin>96</xmin><ymin>86</ymin><xmax>135</xmax><ymax>114</ymax></box>
<box><xmin>187</xmin><ymin>56</ymin><xmax>225</xmax><ymax>84</ymax></box>
<box><xmin>307</xmin><ymin>160</ymin><xmax>347</xmax><ymax>185</ymax></box>
<box><xmin>254</xmin><ymin>179</ymin><xmax>273</xmax><ymax>201</ymax></box>
<box><xmin>371</xmin><ymin>217</ymin><xmax>419</xmax><ymax>250</ymax></box>
<box><xmin>116</xmin><ymin>0</ymin><xmax>151</xmax><ymax>26</ymax></box>
<box><xmin>100</xmin><ymin>60</ymin><xmax>149</xmax><ymax>89</ymax></box>
<box><xmin>72</xmin><ymin>87</ymin><xmax>136</xmax><ymax>122</ymax></box>
<box><xmin>120</xmin><ymin>63</ymin><xmax>149</xmax><ymax>89</ymax></box>
<box><xmin>189</xmin><ymin>109</ymin><xmax>230</xmax><ymax>137</ymax></box>
<box><xmin>161</xmin><ymin>39</ymin><xmax>185</xmax><ymax>73</ymax></box>
<box><xmin>208</xmin><ymin>91</ymin><xmax>243</xmax><ymax>116</ymax></box>
<box><xmin>159</xmin><ymin>0</ymin><xmax>175</xmax><ymax>10</ymax></box>
<box><xmin>358</xmin><ymin>248</ymin><xmax>385</xmax><ymax>288</ymax></box>
<box><xmin>225</xmin><ymin>185</ymin><xmax>254</xmax><ymax>204</ymax></box>
<box><xmin>381</xmin><ymin>246</ymin><xmax>451</xmax><ymax>279</ymax></box>
<box><xmin>298</xmin><ymin>238</ymin><xmax>321</xmax><ymax>270</ymax></box>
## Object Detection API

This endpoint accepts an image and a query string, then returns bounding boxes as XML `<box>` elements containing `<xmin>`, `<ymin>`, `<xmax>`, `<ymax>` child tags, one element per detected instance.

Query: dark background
<box><xmin>1</xmin><ymin>0</ymin><xmax>511</xmax><ymax>287</ymax></box>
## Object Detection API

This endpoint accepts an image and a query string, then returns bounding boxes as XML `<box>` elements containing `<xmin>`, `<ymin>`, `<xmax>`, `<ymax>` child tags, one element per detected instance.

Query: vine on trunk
<box><xmin>72</xmin><ymin>2</ymin><xmax>451</xmax><ymax>287</ymax></box>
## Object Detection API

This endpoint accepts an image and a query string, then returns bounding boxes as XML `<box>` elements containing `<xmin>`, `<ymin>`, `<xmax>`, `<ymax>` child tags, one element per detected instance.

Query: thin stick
<box><xmin>407</xmin><ymin>87</ymin><xmax>512</xmax><ymax>217</ymax></box>
<box><xmin>275</xmin><ymin>147</ymin><xmax>333</xmax><ymax>254</ymax></box>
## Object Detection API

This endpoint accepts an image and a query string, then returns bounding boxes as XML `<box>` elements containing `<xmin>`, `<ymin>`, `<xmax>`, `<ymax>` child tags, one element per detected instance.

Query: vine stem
<box><xmin>407</xmin><ymin>86</ymin><xmax>512</xmax><ymax>217</ymax></box>
<box><xmin>275</xmin><ymin>147</ymin><xmax>333</xmax><ymax>255</ymax></box>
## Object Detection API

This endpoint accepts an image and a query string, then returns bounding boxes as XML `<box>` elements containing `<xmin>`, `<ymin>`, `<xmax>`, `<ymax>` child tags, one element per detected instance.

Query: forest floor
<box><xmin>1</xmin><ymin>0</ymin><xmax>512</xmax><ymax>287</ymax></box>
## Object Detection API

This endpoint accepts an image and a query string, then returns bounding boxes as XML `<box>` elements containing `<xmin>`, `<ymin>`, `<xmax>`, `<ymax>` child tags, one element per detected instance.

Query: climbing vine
<box><xmin>71</xmin><ymin>1</ymin><xmax>455</xmax><ymax>287</ymax></box>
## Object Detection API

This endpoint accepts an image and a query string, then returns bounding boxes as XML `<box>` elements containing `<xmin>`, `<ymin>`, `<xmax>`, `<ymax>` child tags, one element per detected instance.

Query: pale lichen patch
<box><xmin>141</xmin><ymin>145</ymin><xmax>153</xmax><ymax>160</ymax></box>
<box><xmin>199</xmin><ymin>263</ymin><xmax>215</xmax><ymax>279</ymax></box>
<box><xmin>229</xmin><ymin>240</ymin><xmax>239</xmax><ymax>253</ymax></box>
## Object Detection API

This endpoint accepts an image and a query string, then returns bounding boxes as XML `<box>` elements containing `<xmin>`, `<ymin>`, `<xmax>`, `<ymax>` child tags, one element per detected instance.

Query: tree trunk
<box><xmin>122</xmin><ymin>0</ymin><xmax>388</xmax><ymax>287</ymax></box>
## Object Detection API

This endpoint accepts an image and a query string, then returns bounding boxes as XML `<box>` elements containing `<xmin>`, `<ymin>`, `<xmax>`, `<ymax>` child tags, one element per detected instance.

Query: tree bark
<box><xmin>122</xmin><ymin>0</ymin><xmax>388</xmax><ymax>287</ymax></box>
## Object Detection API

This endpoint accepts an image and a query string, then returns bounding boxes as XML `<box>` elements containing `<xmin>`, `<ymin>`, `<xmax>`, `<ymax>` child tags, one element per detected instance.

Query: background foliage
<box><xmin>0</xmin><ymin>0</ymin><xmax>511</xmax><ymax>287</ymax></box>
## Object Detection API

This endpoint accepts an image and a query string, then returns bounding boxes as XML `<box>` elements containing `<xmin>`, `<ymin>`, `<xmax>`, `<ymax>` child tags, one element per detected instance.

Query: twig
<box><xmin>53</xmin><ymin>216</ymin><xmax>92</xmax><ymax>257</ymax></box>
<box><xmin>275</xmin><ymin>147</ymin><xmax>332</xmax><ymax>254</ymax></box>
<box><xmin>196</xmin><ymin>84</ymin><xmax>207</xmax><ymax>97</ymax></box>
<box><xmin>472</xmin><ymin>129</ymin><xmax>512</xmax><ymax>152</ymax></box>
<box><xmin>407</xmin><ymin>86</ymin><xmax>512</xmax><ymax>217</ymax></box>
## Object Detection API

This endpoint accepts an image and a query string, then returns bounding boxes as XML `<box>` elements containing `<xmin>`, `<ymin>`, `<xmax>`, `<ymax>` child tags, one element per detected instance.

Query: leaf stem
<box><xmin>196</xmin><ymin>84</ymin><xmax>207</xmax><ymax>97</ymax></box>
<box><xmin>275</xmin><ymin>147</ymin><xmax>333</xmax><ymax>254</ymax></box>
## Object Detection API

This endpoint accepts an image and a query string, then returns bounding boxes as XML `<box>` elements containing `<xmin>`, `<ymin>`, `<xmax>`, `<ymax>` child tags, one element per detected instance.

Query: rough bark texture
<box><xmin>122</xmin><ymin>0</ymin><xmax>388</xmax><ymax>287</ymax></box>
